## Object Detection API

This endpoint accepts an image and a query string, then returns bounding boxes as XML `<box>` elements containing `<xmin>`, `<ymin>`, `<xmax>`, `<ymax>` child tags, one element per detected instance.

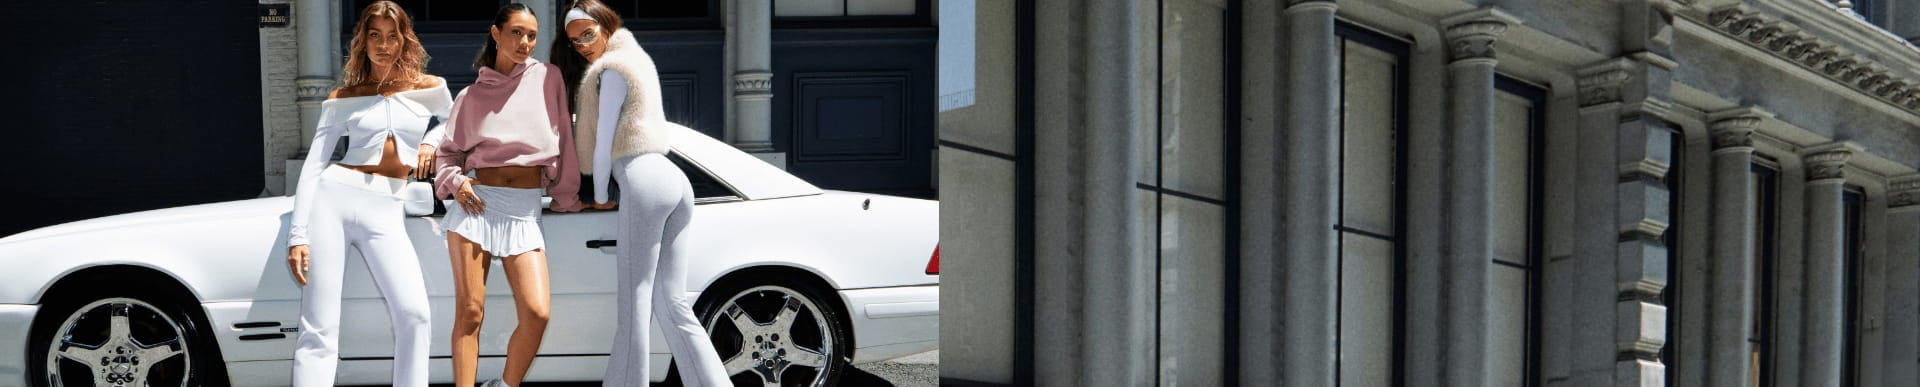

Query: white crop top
<box><xmin>287</xmin><ymin>82</ymin><xmax>453</xmax><ymax>247</ymax></box>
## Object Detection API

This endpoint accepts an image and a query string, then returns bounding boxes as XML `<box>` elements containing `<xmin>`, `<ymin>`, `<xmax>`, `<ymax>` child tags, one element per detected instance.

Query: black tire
<box><xmin>27</xmin><ymin>276</ymin><xmax>229</xmax><ymax>387</ymax></box>
<box><xmin>689</xmin><ymin>275</ymin><xmax>852</xmax><ymax>387</ymax></box>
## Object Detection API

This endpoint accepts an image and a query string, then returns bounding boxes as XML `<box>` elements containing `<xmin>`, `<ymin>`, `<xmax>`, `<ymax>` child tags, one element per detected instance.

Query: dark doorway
<box><xmin>1</xmin><ymin>0</ymin><xmax>264</xmax><ymax>237</ymax></box>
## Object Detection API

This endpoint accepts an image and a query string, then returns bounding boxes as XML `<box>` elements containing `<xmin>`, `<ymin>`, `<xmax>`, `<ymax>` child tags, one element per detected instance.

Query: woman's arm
<box><xmin>545</xmin><ymin>65</ymin><xmax>585</xmax><ymax>212</ymax></box>
<box><xmin>592</xmin><ymin>71</ymin><xmax>627</xmax><ymax>205</ymax></box>
<box><xmin>288</xmin><ymin>98</ymin><xmax>348</xmax><ymax>247</ymax></box>
<box><xmin>434</xmin><ymin>96</ymin><xmax>472</xmax><ymax>199</ymax></box>
<box><xmin>416</xmin><ymin>78</ymin><xmax>452</xmax><ymax>179</ymax></box>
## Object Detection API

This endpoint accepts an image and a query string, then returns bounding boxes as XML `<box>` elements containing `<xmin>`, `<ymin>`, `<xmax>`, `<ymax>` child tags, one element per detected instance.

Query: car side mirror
<box><xmin>402</xmin><ymin>182</ymin><xmax>437</xmax><ymax>217</ymax></box>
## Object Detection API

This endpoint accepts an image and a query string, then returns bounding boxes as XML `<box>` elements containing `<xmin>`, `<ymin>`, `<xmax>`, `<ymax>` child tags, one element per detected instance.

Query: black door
<box><xmin>1</xmin><ymin>0</ymin><xmax>263</xmax><ymax>237</ymax></box>
<box><xmin>774</xmin><ymin>29</ymin><xmax>936</xmax><ymax>197</ymax></box>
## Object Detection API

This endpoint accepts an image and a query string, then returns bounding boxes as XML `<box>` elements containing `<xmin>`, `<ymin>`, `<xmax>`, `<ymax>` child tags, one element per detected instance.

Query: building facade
<box><xmin>258</xmin><ymin>0</ymin><xmax>938</xmax><ymax>198</ymax></box>
<box><xmin>937</xmin><ymin>0</ymin><xmax>1920</xmax><ymax>386</ymax></box>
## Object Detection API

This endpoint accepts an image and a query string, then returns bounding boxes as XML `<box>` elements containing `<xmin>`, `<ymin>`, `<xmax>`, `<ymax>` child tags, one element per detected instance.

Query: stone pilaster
<box><xmin>730</xmin><ymin>0</ymin><xmax>781</xmax><ymax>166</ymax></box>
<box><xmin>1280</xmin><ymin>1</ymin><xmax>1339</xmax><ymax>386</ymax></box>
<box><xmin>1439</xmin><ymin>8</ymin><xmax>1516</xmax><ymax>387</ymax></box>
<box><xmin>1800</xmin><ymin>142</ymin><xmax>1859</xmax><ymax>387</ymax></box>
<box><xmin>1704</xmin><ymin>107</ymin><xmax>1768</xmax><ymax>387</ymax></box>
<box><xmin>1884</xmin><ymin>175</ymin><xmax>1920</xmax><ymax>386</ymax></box>
<box><xmin>290</xmin><ymin>0</ymin><xmax>339</xmax><ymax>195</ymax></box>
<box><xmin>1031</xmin><ymin>0</ymin><xmax>1156</xmax><ymax>384</ymax></box>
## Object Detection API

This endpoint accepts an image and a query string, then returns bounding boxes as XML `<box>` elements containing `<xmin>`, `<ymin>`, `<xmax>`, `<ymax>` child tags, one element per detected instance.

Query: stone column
<box><xmin>1031</xmin><ymin>0</ymin><xmax>1155</xmax><ymax>384</ymax></box>
<box><xmin>1236</xmin><ymin>0</ymin><xmax>1282</xmax><ymax>383</ymax></box>
<box><xmin>1884</xmin><ymin>175</ymin><xmax>1920</xmax><ymax>386</ymax></box>
<box><xmin>527</xmin><ymin>0</ymin><xmax>554</xmax><ymax>62</ymax></box>
<box><xmin>291</xmin><ymin>0</ymin><xmax>338</xmax><ymax>194</ymax></box>
<box><xmin>1705</xmin><ymin>107</ymin><xmax>1768</xmax><ymax>387</ymax></box>
<box><xmin>1801</xmin><ymin>142</ymin><xmax>1858</xmax><ymax>387</ymax></box>
<box><xmin>1280</xmin><ymin>1</ymin><xmax>1338</xmax><ymax>385</ymax></box>
<box><xmin>1439</xmin><ymin>9</ymin><xmax>1516</xmax><ymax>387</ymax></box>
<box><xmin>731</xmin><ymin>0</ymin><xmax>780</xmax><ymax>166</ymax></box>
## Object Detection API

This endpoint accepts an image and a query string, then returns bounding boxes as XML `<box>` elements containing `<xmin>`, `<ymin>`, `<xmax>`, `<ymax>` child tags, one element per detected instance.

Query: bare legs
<box><xmin>448</xmin><ymin>232</ymin><xmax>552</xmax><ymax>386</ymax></box>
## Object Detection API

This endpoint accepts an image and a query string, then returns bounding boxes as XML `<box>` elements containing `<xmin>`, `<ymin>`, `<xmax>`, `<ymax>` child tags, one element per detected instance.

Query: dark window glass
<box><xmin>606</xmin><ymin>0</ymin><xmax>709</xmax><ymax>18</ymax></box>
<box><xmin>1843</xmin><ymin>188</ymin><xmax>1863</xmax><ymax>387</ymax></box>
<box><xmin>1661</xmin><ymin>124</ymin><xmax>1683</xmax><ymax>381</ymax></box>
<box><xmin>670</xmin><ymin>153</ymin><xmax>739</xmax><ymax>200</ymax></box>
<box><xmin>353</xmin><ymin>0</ymin><xmax>500</xmax><ymax>21</ymax></box>
<box><xmin>1752</xmin><ymin>163</ymin><xmax>1779</xmax><ymax>387</ymax></box>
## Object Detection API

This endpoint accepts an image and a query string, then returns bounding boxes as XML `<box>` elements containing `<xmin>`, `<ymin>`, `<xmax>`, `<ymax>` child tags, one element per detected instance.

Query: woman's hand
<box><xmin>287</xmin><ymin>245</ymin><xmax>311</xmax><ymax>286</ymax></box>
<box><xmin>456</xmin><ymin>181</ymin><xmax>486</xmax><ymax>215</ymax></box>
<box><xmin>413</xmin><ymin>144</ymin><xmax>436</xmax><ymax>180</ymax></box>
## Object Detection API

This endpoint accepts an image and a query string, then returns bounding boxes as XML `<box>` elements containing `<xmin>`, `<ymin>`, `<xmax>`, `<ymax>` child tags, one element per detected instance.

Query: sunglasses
<box><xmin>569</xmin><ymin>28</ymin><xmax>599</xmax><ymax>48</ymax></box>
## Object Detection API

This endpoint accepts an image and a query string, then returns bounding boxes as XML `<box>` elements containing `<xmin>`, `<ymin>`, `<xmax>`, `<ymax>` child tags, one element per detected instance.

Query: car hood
<box><xmin>0</xmin><ymin>197</ymin><xmax>292</xmax><ymax>245</ymax></box>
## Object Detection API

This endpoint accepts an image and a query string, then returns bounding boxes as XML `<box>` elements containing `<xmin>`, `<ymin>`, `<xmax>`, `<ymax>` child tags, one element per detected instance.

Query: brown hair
<box><xmin>342</xmin><ymin>1</ymin><xmax>429</xmax><ymax>87</ymax></box>
<box><xmin>551</xmin><ymin>0</ymin><xmax>625</xmax><ymax>110</ymax></box>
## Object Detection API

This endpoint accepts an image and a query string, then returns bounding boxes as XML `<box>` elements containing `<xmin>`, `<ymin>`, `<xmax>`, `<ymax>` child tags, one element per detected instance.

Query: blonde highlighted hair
<box><xmin>341</xmin><ymin>1</ymin><xmax>429</xmax><ymax>87</ymax></box>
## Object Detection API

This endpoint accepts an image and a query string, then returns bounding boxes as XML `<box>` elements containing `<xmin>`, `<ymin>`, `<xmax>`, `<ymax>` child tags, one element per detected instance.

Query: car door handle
<box><xmin>586</xmin><ymin>240</ymin><xmax>617</xmax><ymax>248</ymax></box>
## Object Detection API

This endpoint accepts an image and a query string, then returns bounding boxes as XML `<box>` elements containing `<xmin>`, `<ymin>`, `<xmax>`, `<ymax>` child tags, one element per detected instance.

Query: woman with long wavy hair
<box><xmin>552</xmin><ymin>1</ymin><xmax>730</xmax><ymax>385</ymax></box>
<box><xmin>435</xmin><ymin>3</ymin><xmax>585</xmax><ymax>386</ymax></box>
<box><xmin>283</xmin><ymin>1</ymin><xmax>445</xmax><ymax>386</ymax></box>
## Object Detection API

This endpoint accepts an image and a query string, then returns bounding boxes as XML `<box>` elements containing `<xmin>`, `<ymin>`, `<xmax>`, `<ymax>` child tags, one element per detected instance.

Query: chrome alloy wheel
<box><xmin>45</xmin><ymin>298</ymin><xmax>192</xmax><ymax>387</ymax></box>
<box><xmin>703</xmin><ymin>285</ymin><xmax>839</xmax><ymax>387</ymax></box>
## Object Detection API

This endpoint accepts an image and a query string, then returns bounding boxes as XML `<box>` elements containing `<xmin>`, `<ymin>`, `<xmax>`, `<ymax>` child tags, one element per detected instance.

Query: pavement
<box><xmin>492</xmin><ymin>350</ymin><xmax>939</xmax><ymax>387</ymax></box>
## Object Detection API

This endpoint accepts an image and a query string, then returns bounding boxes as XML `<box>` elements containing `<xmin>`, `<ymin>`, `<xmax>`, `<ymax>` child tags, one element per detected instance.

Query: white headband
<box><xmin>565</xmin><ymin>8</ymin><xmax>595</xmax><ymax>25</ymax></box>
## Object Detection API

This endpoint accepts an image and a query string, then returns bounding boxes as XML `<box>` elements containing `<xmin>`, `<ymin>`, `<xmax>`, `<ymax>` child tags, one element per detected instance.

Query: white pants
<box><xmin>293</xmin><ymin>167</ymin><xmax>432</xmax><ymax>387</ymax></box>
<box><xmin>604</xmin><ymin>153</ymin><xmax>730</xmax><ymax>386</ymax></box>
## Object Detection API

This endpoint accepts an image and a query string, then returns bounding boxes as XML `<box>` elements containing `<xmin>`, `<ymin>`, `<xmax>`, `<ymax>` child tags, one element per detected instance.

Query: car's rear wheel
<box><xmin>697</xmin><ymin>280</ymin><xmax>850</xmax><ymax>387</ymax></box>
<box><xmin>28</xmin><ymin>282</ymin><xmax>225</xmax><ymax>387</ymax></box>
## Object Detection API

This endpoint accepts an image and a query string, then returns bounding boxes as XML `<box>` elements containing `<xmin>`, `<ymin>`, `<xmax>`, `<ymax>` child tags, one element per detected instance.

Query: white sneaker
<box><xmin>480</xmin><ymin>379</ymin><xmax>511</xmax><ymax>387</ymax></box>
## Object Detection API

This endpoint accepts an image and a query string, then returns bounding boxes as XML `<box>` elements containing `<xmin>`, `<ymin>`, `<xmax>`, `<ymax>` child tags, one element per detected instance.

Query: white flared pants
<box><xmin>292</xmin><ymin>166</ymin><xmax>432</xmax><ymax>387</ymax></box>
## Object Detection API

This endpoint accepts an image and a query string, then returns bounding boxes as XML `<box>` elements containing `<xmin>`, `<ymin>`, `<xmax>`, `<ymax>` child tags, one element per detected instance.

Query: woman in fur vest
<box><xmin>552</xmin><ymin>1</ymin><xmax>731</xmax><ymax>385</ymax></box>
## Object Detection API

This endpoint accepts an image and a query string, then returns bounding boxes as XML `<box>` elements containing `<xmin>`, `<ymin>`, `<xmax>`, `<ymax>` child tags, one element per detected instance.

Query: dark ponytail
<box><xmin>474</xmin><ymin>3</ymin><xmax>534</xmax><ymax>70</ymax></box>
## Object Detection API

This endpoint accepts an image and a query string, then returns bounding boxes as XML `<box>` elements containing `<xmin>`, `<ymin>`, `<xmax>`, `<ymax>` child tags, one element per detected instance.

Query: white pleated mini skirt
<box><xmin>443</xmin><ymin>184</ymin><xmax>545</xmax><ymax>257</ymax></box>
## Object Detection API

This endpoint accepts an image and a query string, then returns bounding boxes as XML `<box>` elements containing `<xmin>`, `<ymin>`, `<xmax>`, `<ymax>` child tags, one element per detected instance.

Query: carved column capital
<box><xmin>1706</xmin><ymin>107</ymin><xmax>1771</xmax><ymax>152</ymax></box>
<box><xmin>296</xmin><ymin>76</ymin><xmax>335</xmax><ymax>102</ymax></box>
<box><xmin>733</xmin><ymin>70</ymin><xmax>773</xmax><ymax>102</ymax></box>
<box><xmin>1891</xmin><ymin>174</ymin><xmax>1920</xmax><ymax>210</ymax></box>
<box><xmin>1442</xmin><ymin>8</ymin><xmax>1520</xmax><ymax>63</ymax></box>
<box><xmin>1285</xmin><ymin>0</ymin><xmax>1336</xmax><ymax>7</ymax></box>
<box><xmin>1802</xmin><ymin>142</ymin><xmax>1862</xmax><ymax>183</ymax></box>
<box><xmin>1576</xmin><ymin>61</ymin><xmax>1632</xmax><ymax>107</ymax></box>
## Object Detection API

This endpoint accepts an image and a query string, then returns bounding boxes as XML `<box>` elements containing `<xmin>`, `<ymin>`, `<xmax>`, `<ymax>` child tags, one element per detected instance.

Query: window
<box><xmin>353</xmin><ymin>0</ymin><xmax>499</xmax><ymax>22</ymax></box>
<box><xmin>1843</xmin><ymin>187</ymin><xmax>1864</xmax><ymax>387</ymax></box>
<box><xmin>671</xmin><ymin>153</ymin><xmax>742</xmax><ymax>201</ymax></box>
<box><xmin>601</xmin><ymin>0</ymin><xmax>712</xmax><ymax>19</ymax></box>
<box><xmin>1751</xmin><ymin>162</ymin><xmax>1780</xmax><ymax>387</ymax></box>
<box><xmin>1334</xmin><ymin>23</ymin><xmax>1408</xmax><ymax>387</ymax></box>
<box><xmin>602</xmin><ymin>0</ymin><xmax>720</xmax><ymax>30</ymax></box>
<box><xmin>1492</xmin><ymin>76</ymin><xmax>1546</xmax><ymax>387</ymax></box>
<box><xmin>1150</xmin><ymin>0</ymin><xmax>1231</xmax><ymax>382</ymax></box>
<box><xmin>775</xmin><ymin>0</ymin><xmax>918</xmax><ymax>16</ymax></box>
<box><xmin>773</xmin><ymin>0</ymin><xmax>931</xmax><ymax>28</ymax></box>
<box><xmin>1661</xmin><ymin>123</ymin><xmax>1684</xmax><ymax>381</ymax></box>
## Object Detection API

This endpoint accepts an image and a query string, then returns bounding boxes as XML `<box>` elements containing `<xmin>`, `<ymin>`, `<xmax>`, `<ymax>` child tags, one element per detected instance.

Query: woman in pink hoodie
<box><xmin>433</xmin><ymin>4</ymin><xmax>584</xmax><ymax>386</ymax></box>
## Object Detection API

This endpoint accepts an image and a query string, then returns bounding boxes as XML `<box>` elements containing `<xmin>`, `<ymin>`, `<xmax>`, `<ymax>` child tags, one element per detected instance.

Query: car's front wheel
<box><xmin>698</xmin><ymin>280</ymin><xmax>850</xmax><ymax>387</ymax></box>
<box><xmin>29</xmin><ymin>283</ymin><xmax>225</xmax><ymax>387</ymax></box>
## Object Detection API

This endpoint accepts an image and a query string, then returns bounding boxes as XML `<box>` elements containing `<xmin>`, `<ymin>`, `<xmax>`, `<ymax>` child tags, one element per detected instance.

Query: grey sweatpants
<box><xmin>603</xmin><ymin>153</ymin><xmax>731</xmax><ymax>386</ymax></box>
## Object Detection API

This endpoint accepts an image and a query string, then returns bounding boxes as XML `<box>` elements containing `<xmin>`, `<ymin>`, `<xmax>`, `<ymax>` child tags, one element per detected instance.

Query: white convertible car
<box><xmin>0</xmin><ymin>126</ymin><xmax>939</xmax><ymax>386</ymax></box>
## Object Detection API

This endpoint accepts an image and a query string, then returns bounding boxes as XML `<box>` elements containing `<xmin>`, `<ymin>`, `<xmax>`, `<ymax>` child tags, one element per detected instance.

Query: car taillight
<box><xmin>925</xmin><ymin>246</ymin><xmax>940</xmax><ymax>275</ymax></box>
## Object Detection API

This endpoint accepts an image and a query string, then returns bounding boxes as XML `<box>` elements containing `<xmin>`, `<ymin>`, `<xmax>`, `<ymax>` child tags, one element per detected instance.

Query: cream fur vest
<box><xmin>574</xmin><ymin>28</ymin><xmax>672</xmax><ymax>174</ymax></box>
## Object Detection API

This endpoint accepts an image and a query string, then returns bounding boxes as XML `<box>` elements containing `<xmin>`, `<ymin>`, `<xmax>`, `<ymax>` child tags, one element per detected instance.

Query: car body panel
<box><xmin>0</xmin><ymin>126</ymin><xmax>937</xmax><ymax>385</ymax></box>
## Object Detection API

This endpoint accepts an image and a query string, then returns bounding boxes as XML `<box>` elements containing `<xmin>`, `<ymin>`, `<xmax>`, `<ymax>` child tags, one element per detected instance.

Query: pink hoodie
<box><xmin>435</xmin><ymin>58</ymin><xmax>583</xmax><ymax>212</ymax></box>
